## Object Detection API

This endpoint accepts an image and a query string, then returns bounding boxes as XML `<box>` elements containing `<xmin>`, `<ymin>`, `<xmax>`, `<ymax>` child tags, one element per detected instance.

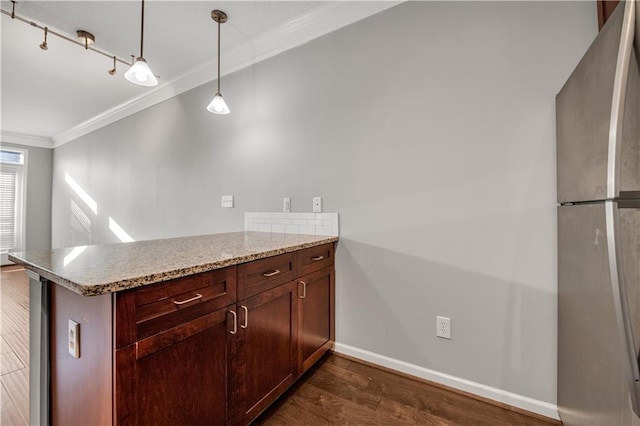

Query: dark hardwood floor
<box><xmin>0</xmin><ymin>265</ymin><xmax>558</xmax><ymax>426</ymax></box>
<box><xmin>256</xmin><ymin>355</ymin><xmax>560</xmax><ymax>426</ymax></box>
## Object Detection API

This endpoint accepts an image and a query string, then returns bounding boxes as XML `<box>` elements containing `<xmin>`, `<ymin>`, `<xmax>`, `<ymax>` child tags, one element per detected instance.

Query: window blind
<box><xmin>0</xmin><ymin>166</ymin><xmax>18</xmax><ymax>253</ymax></box>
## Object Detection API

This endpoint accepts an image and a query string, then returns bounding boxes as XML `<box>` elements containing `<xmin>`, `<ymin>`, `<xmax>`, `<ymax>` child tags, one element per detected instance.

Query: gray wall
<box><xmin>51</xmin><ymin>2</ymin><xmax>597</xmax><ymax>403</ymax></box>
<box><xmin>2</xmin><ymin>142</ymin><xmax>52</xmax><ymax>252</ymax></box>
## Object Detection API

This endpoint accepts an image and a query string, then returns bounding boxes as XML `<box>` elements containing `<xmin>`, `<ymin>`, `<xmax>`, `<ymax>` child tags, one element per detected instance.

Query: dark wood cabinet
<box><xmin>233</xmin><ymin>282</ymin><xmax>299</xmax><ymax>424</ymax></box>
<box><xmin>297</xmin><ymin>266</ymin><xmax>335</xmax><ymax>374</ymax></box>
<box><xmin>114</xmin><ymin>308</ymin><xmax>233</xmax><ymax>425</ymax></box>
<box><xmin>49</xmin><ymin>242</ymin><xmax>336</xmax><ymax>426</ymax></box>
<box><xmin>597</xmin><ymin>0</ymin><xmax>620</xmax><ymax>30</ymax></box>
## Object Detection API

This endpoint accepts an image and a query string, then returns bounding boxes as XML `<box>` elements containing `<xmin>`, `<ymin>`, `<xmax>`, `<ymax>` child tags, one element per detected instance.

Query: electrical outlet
<box><xmin>313</xmin><ymin>197</ymin><xmax>322</xmax><ymax>213</ymax></box>
<box><xmin>283</xmin><ymin>197</ymin><xmax>291</xmax><ymax>213</ymax></box>
<box><xmin>436</xmin><ymin>316</ymin><xmax>451</xmax><ymax>339</ymax></box>
<box><xmin>68</xmin><ymin>319</ymin><xmax>80</xmax><ymax>358</ymax></box>
<box><xmin>221</xmin><ymin>195</ymin><xmax>233</xmax><ymax>208</ymax></box>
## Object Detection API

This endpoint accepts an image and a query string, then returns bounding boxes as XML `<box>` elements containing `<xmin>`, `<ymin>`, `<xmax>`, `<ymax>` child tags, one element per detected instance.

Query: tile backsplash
<box><xmin>245</xmin><ymin>212</ymin><xmax>339</xmax><ymax>236</ymax></box>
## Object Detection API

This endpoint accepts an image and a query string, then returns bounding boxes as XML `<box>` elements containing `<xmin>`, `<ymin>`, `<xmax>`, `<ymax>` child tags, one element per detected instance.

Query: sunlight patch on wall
<box><xmin>65</xmin><ymin>172</ymin><xmax>97</xmax><ymax>214</ymax></box>
<box><xmin>109</xmin><ymin>217</ymin><xmax>135</xmax><ymax>243</ymax></box>
<box><xmin>70</xmin><ymin>199</ymin><xmax>91</xmax><ymax>246</ymax></box>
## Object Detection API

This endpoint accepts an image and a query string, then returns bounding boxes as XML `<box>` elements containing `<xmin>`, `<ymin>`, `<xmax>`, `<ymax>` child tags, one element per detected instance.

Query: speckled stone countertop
<box><xmin>8</xmin><ymin>232</ymin><xmax>338</xmax><ymax>297</ymax></box>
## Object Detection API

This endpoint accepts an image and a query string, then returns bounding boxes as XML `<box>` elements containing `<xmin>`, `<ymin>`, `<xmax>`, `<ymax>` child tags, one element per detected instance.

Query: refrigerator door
<box><xmin>558</xmin><ymin>202</ymin><xmax>640</xmax><ymax>425</ymax></box>
<box><xmin>559</xmin><ymin>203</ymin><xmax>626</xmax><ymax>425</ymax></box>
<box><xmin>557</xmin><ymin>2</ymin><xmax>640</xmax><ymax>204</ymax></box>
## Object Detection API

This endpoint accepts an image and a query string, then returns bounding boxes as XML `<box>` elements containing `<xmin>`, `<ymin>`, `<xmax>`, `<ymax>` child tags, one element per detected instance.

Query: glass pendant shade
<box><xmin>207</xmin><ymin>93</ymin><xmax>230</xmax><ymax>114</ymax></box>
<box><xmin>125</xmin><ymin>57</ymin><xmax>158</xmax><ymax>87</ymax></box>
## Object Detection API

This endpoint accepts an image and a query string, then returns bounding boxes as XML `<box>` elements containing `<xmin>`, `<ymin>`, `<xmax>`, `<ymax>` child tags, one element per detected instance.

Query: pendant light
<box><xmin>125</xmin><ymin>0</ymin><xmax>157</xmax><ymax>87</ymax></box>
<box><xmin>207</xmin><ymin>10</ymin><xmax>230</xmax><ymax>114</ymax></box>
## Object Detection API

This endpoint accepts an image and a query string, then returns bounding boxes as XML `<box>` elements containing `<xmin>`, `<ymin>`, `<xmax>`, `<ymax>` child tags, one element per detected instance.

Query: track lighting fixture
<box><xmin>77</xmin><ymin>30</ymin><xmax>95</xmax><ymax>49</ymax></box>
<box><xmin>125</xmin><ymin>0</ymin><xmax>158</xmax><ymax>87</ymax></box>
<box><xmin>207</xmin><ymin>10</ymin><xmax>230</xmax><ymax>115</ymax></box>
<box><xmin>40</xmin><ymin>27</ymin><xmax>48</xmax><ymax>50</ymax></box>
<box><xmin>1</xmin><ymin>2</ymin><xmax>133</xmax><ymax>80</ymax></box>
<box><xmin>109</xmin><ymin>56</ymin><xmax>117</xmax><ymax>76</ymax></box>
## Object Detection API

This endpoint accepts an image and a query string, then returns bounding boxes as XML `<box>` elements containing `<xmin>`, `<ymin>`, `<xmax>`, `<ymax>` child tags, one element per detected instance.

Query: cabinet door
<box><xmin>298</xmin><ymin>266</ymin><xmax>335</xmax><ymax>373</ymax></box>
<box><xmin>114</xmin><ymin>308</ymin><xmax>234</xmax><ymax>426</ymax></box>
<box><xmin>234</xmin><ymin>281</ymin><xmax>298</xmax><ymax>424</ymax></box>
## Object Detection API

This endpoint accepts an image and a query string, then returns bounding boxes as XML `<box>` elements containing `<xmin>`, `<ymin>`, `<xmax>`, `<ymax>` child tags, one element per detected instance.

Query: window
<box><xmin>0</xmin><ymin>148</ymin><xmax>26</xmax><ymax>265</ymax></box>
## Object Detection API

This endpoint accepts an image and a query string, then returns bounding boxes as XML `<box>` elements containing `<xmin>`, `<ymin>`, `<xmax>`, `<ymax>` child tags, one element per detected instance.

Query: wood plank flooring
<box><xmin>0</xmin><ymin>265</ymin><xmax>558</xmax><ymax>426</ymax></box>
<box><xmin>1</xmin><ymin>265</ymin><xmax>29</xmax><ymax>426</ymax></box>
<box><xmin>256</xmin><ymin>354</ymin><xmax>561</xmax><ymax>426</ymax></box>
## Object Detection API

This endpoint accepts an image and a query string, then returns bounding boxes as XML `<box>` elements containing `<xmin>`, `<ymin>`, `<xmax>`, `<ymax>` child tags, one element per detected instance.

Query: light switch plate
<box><xmin>283</xmin><ymin>197</ymin><xmax>291</xmax><ymax>213</ymax></box>
<box><xmin>221</xmin><ymin>195</ymin><xmax>234</xmax><ymax>208</ymax></box>
<box><xmin>68</xmin><ymin>320</ymin><xmax>80</xmax><ymax>358</ymax></box>
<box><xmin>313</xmin><ymin>197</ymin><xmax>322</xmax><ymax>213</ymax></box>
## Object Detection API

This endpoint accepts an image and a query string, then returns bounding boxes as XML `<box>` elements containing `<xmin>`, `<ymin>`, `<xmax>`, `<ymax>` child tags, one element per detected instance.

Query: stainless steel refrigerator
<box><xmin>557</xmin><ymin>1</ymin><xmax>640</xmax><ymax>425</ymax></box>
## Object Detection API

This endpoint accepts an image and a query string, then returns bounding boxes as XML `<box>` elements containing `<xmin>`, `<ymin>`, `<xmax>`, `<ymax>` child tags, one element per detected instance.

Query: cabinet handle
<box><xmin>173</xmin><ymin>293</ymin><xmax>203</xmax><ymax>305</ymax></box>
<box><xmin>240</xmin><ymin>305</ymin><xmax>248</xmax><ymax>329</ymax></box>
<box><xmin>229</xmin><ymin>310</ymin><xmax>237</xmax><ymax>335</ymax></box>
<box><xmin>299</xmin><ymin>281</ymin><xmax>307</xmax><ymax>299</ymax></box>
<box><xmin>262</xmin><ymin>269</ymin><xmax>280</xmax><ymax>277</ymax></box>
<box><xmin>311</xmin><ymin>255</ymin><xmax>324</xmax><ymax>261</ymax></box>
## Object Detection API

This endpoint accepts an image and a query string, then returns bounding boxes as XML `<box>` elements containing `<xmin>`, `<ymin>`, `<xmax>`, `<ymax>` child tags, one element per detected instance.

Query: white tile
<box><xmin>271</xmin><ymin>224</ymin><xmax>285</xmax><ymax>233</ymax></box>
<box><xmin>332</xmin><ymin>222</ymin><xmax>339</xmax><ymax>235</ymax></box>
<box><xmin>285</xmin><ymin>224</ymin><xmax>300</xmax><ymax>234</ymax></box>
<box><xmin>323</xmin><ymin>219</ymin><xmax>334</xmax><ymax>226</ymax></box>
<box><xmin>259</xmin><ymin>224</ymin><xmax>272</xmax><ymax>232</ymax></box>
<box><xmin>315</xmin><ymin>226</ymin><xmax>333</xmax><ymax>236</ymax></box>
<box><xmin>309</xmin><ymin>219</ymin><xmax>322</xmax><ymax>226</ymax></box>
<box><xmin>247</xmin><ymin>224</ymin><xmax>260</xmax><ymax>232</ymax></box>
<box><xmin>300</xmin><ymin>213</ymin><xmax>315</xmax><ymax>219</ymax></box>
<box><xmin>278</xmin><ymin>219</ymin><xmax>291</xmax><ymax>225</ymax></box>
<box><xmin>293</xmin><ymin>219</ymin><xmax>307</xmax><ymax>225</ymax></box>
<box><xmin>271</xmin><ymin>212</ymin><xmax>284</xmax><ymax>219</ymax></box>
<box><xmin>299</xmin><ymin>225</ymin><xmax>315</xmax><ymax>235</ymax></box>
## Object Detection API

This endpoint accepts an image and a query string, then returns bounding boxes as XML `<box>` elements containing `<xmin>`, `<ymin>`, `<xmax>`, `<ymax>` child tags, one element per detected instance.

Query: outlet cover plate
<box><xmin>221</xmin><ymin>195</ymin><xmax>234</xmax><ymax>208</ymax></box>
<box><xmin>68</xmin><ymin>319</ymin><xmax>80</xmax><ymax>358</ymax></box>
<box><xmin>436</xmin><ymin>316</ymin><xmax>451</xmax><ymax>339</ymax></box>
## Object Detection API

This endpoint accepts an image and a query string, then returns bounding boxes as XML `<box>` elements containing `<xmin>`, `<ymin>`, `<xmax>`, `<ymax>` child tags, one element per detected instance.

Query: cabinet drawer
<box><xmin>115</xmin><ymin>267</ymin><xmax>237</xmax><ymax>347</ymax></box>
<box><xmin>238</xmin><ymin>252</ymin><xmax>296</xmax><ymax>299</ymax></box>
<box><xmin>297</xmin><ymin>243</ymin><xmax>334</xmax><ymax>276</ymax></box>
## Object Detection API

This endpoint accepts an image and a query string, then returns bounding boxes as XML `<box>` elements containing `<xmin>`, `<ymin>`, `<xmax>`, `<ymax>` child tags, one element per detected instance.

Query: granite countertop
<box><xmin>8</xmin><ymin>231</ymin><xmax>338</xmax><ymax>297</ymax></box>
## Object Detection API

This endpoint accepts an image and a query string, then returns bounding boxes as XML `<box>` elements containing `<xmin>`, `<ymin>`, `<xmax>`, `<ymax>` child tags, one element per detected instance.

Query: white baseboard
<box><xmin>333</xmin><ymin>342</ymin><xmax>560</xmax><ymax>421</ymax></box>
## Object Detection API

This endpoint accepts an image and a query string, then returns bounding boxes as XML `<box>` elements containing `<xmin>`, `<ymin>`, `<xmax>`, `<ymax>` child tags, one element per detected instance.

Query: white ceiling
<box><xmin>0</xmin><ymin>1</ymin><xmax>399</xmax><ymax>147</ymax></box>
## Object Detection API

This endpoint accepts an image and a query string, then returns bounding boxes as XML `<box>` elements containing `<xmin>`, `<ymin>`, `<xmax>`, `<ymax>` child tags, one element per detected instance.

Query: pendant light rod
<box><xmin>211</xmin><ymin>9</ymin><xmax>227</xmax><ymax>94</ymax></box>
<box><xmin>139</xmin><ymin>0</ymin><xmax>145</xmax><ymax>58</ymax></box>
<box><xmin>217</xmin><ymin>13</ymin><xmax>220</xmax><ymax>94</ymax></box>
<box><xmin>0</xmin><ymin>7</ymin><xmax>133</xmax><ymax>67</ymax></box>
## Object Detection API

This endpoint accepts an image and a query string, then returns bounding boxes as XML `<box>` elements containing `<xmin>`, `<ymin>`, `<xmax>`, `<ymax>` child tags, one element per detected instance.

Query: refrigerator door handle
<box><xmin>607</xmin><ymin>0</ymin><xmax>636</xmax><ymax>199</ymax></box>
<box><xmin>606</xmin><ymin>200</ymin><xmax>640</xmax><ymax>416</ymax></box>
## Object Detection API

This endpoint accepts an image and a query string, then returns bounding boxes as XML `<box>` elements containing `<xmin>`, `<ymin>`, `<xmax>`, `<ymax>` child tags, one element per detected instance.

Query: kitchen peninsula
<box><xmin>9</xmin><ymin>231</ymin><xmax>338</xmax><ymax>425</ymax></box>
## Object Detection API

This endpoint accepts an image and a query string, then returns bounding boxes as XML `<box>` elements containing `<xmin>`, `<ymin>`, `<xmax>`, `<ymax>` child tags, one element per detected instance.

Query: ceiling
<box><xmin>0</xmin><ymin>1</ymin><xmax>399</xmax><ymax>147</ymax></box>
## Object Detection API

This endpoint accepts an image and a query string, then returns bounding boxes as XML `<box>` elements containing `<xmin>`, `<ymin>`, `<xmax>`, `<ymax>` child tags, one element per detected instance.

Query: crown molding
<box><xmin>1</xmin><ymin>130</ymin><xmax>54</xmax><ymax>149</ymax></box>
<box><xmin>52</xmin><ymin>1</ymin><xmax>402</xmax><ymax>148</ymax></box>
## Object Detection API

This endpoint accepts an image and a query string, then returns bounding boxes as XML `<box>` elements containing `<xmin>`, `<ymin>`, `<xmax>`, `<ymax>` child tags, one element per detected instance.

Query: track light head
<box><xmin>40</xmin><ymin>27</ymin><xmax>48</xmax><ymax>50</ymax></box>
<box><xmin>76</xmin><ymin>30</ymin><xmax>95</xmax><ymax>49</ymax></box>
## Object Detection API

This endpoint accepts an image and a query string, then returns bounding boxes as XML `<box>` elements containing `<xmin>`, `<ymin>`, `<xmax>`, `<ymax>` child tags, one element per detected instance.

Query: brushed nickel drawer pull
<box><xmin>240</xmin><ymin>305</ymin><xmax>248</xmax><ymax>329</ymax></box>
<box><xmin>262</xmin><ymin>269</ymin><xmax>280</xmax><ymax>277</ymax></box>
<box><xmin>311</xmin><ymin>255</ymin><xmax>325</xmax><ymax>261</ymax></box>
<box><xmin>299</xmin><ymin>281</ymin><xmax>307</xmax><ymax>299</ymax></box>
<box><xmin>173</xmin><ymin>293</ymin><xmax>203</xmax><ymax>305</ymax></box>
<box><xmin>229</xmin><ymin>310</ymin><xmax>237</xmax><ymax>335</ymax></box>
